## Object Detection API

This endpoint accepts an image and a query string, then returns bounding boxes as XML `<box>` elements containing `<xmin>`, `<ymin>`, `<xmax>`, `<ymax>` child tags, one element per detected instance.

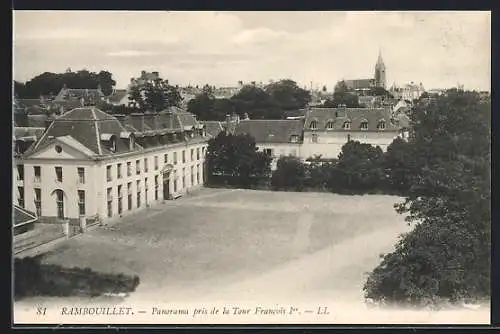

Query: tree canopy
<box><xmin>187</xmin><ymin>79</ymin><xmax>311</xmax><ymax>121</ymax></box>
<box><xmin>330</xmin><ymin>140</ymin><xmax>385</xmax><ymax>192</ymax></box>
<box><xmin>323</xmin><ymin>80</ymin><xmax>360</xmax><ymax>108</ymax></box>
<box><xmin>364</xmin><ymin>89</ymin><xmax>491</xmax><ymax>306</ymax></box>
<box><xmin>128</xmin><ymin>77</ymin><xmax>182</xmax><ymax>112</ymax></box>
<box><xmin>205</xmin><ymin>132</ymin><xmax>272</xmax><ymax>188</ymax></box>
<box><xmin>14</xmin><ymin>69</ymin><xmax>116</xmax><ymax>98</ymax></box>
<box><xmin>264</xmin><ymin>79</ymin><xmax>311</xmax><ymax>111</ymax></box>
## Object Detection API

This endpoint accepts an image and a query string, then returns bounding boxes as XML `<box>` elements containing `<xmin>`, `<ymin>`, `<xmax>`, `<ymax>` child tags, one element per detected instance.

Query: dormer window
<box><xmin>326</xmin><ymin>121</ymin><xmax>334</xmax><ymax>130</ymax></box>
<box><xmin>101</xmin><ymin>133</ymin><xmax>117</xmax><ymax>152</ymax></box>
<box><xmin>377</xmin><ymin>120</ymin><xmax>386</xmax><ymax>130</ymax></box>
<box><xmin>110</xmin><ymin>138</ymin><xmax>117</xmax><ymax>152</ymax></box>
<box><xmin>343</xmin><ymin>121</ymin><xmax>351</xmax><ymax>130</ymax></box>
<box><xmin>360</xmin><ymin>121</ymin><xmax>368</xmax><ymax>131</ymax></box>
<box><xmin>309</xmin><ymin>120</ymin><xmax>318</xmax><ymax>130</ymax></box>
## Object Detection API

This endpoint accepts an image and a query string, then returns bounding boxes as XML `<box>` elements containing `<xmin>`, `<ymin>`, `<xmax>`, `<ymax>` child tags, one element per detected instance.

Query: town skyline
<box><xmin>13</xmin><ymin>11</ymin><xmax>491</xmax><ymax>91</ymax></box>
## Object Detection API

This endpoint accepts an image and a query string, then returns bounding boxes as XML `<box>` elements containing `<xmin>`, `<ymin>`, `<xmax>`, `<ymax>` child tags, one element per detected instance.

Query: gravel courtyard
<box><xmin>24</xmin><ymin>189</ymin><xmax>408</xmax><ymax>302</ymax></box>
<box><xmin>15</xmin><ymin>188</ymin><xmax>490</xmax><ymax>324</ymax></box>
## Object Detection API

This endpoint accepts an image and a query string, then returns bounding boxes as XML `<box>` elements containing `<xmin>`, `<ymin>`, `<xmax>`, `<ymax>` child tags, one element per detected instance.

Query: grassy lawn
<box><xmin>39</xmin><ymin>189</ymin><xmax>404</xmax><ymax>292</ymax></box>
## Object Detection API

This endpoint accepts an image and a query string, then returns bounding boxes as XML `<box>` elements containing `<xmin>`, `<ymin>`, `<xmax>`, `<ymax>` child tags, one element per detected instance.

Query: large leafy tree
<box><xmin>129</xmin><ymin>78</ymin><xmax>182</xmax><ymax>112</ymax></box>
<box><xmin>383</xmin><ymin>137</ymin><xmax>415</xmax><ymax>194</ymax></box>
<box><xmin>206</xmin><ymin>132</ymin><xmax>271</xmax><ymax>187</ymax></box>
<box><xmin>16</xmin><ymin>69</ymin><xmax>116</xmax><ymax>98</ymax></box>
<box><xmin>323</xmin><ymin>80</ymin><xmax>360</xmax><ymax>108</ymax></box>
<box><xmin>264</xmin><ymin>79</ymin><xmax>311</xmax><ymax>111</ymax></box>
<box><xmin>330</xmin><ymin>140</ymin><xmax>385</xmax><ymax>192</ymax></box>
<box><xmin>364</xmin><ymin>89</ymin><xmax>491</xmax><ymax>306</ymax></box>
<box><xmin>230</xmin><ymin>85</ymin><xmax>281</xmax><ymax>119</ymax></box>
<box><xmin>187</xmin><ymin>91</ymin><xmax>219</xmax><ymax>121</ymax></box>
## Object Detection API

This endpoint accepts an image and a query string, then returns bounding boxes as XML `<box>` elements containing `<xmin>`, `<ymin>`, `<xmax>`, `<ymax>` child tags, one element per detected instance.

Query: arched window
<box><xmin>326</xmin><ymin>121</ymin><xmax>334</xmax><ymax>130</ymax></box>
<box><xmin>377</xmin><ymin>120</ymin><xmax>386</xmax><ymax>130</ymax></box>
<box><xmin>343</xmin><ymin>121</ymin><xmax>351</xmax><ymax>130</ymax></box>
<box><xmin>360</xmin><ymin>121</ymin><xmax>368</xmax><ymax>130</ymax></box>
<box><xmin>310</xmin><ymin>120</ymin><xmax>318</xmax><ymax>130</ymax></box>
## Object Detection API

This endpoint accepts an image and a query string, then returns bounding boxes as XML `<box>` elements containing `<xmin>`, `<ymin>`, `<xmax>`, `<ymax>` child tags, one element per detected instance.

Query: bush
<box><xmin>271</xmin><ymin>156</ymin><xmax>306</xmax><ymax>191</ymax></box>
<box><xmin>364</xmin><ymin>217</ymin><xmax>490</xmax><ymax>306</ymax></box>
<box><xmin>364</xmin><ymin>89</ymin><xmax>491</xmax><ymax>306</ymax></box>
<box><xmin>14</xmin><ymin>258</ymin><xmax>141</xmax><ymax>300</ymax></box>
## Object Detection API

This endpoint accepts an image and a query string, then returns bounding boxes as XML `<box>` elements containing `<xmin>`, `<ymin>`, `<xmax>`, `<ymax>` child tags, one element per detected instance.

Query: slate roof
<box><xmin>27</xmin><ymin>114</ymin><xmax>49</xmax><ymax>127</ymax></box>
<box><xmin>115</xmin><ymin>112</ymin><xmax>182</xmax><ymax>134</ymax></box>
<box><xmin>203</xmin><ymin>121</ymin><xmax>224</xmax><ymax>137</ymax></box>
<box><xmin>344</xmin><ymin>79</ymin><xmax>375</xmax><ymax>90</ymax></box>
<box><xmin>27</xmin><ymin>107</ymin><xmax>136</xmax><ymax>157</ymax></box>
<box><xmin>284</xmin><ymin>109</ymin><xmax>307</xmax><ymax>119</ymax></box>
<box><xmin>175</xmin><ymin>111</ymin><xmax>198</xmax><ymax>128</ymax></box>
<box><xmin>14</xmin><ymin>205</ymin><xmax>37</xmax><ymax>227</ymax></box>
<box><xmin>14</xmin><ymin>127</ymin><xmax>45</xmax><ymax>140</ymax></box>
<box><xmin>106</xmin><ymin>89</ymin><xmax>128</xmax><ymax>103</ymax></box>
<box><xmin>54</xmin><ymin>88</ymin><xmax>104</xmax><ymax>102</ymax></box>
<box><xmin>25</xmin><ymin>106</ymin><xmax>205</xmax><ymax>158</ymax></box>
<box><xmin>234</xmin><ymin>120</ymin><xmax>304</xmax><ymax>143</ymax></box>
<box><xmin>48</xmin><ymin>99</ymin><xmax>84</xmax><ymax>110</ymax></box>
<box><xmin>304</xmin><ymin>107</ymin><xmax>401</xmax><ymax>132</ymax></box>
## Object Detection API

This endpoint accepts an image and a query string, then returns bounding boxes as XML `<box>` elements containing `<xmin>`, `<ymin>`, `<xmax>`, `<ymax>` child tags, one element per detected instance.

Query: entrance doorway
<box><xmin>163</xmin><ymin>173</ymin><xmax>170</xmax><ymax>200</ymax></box>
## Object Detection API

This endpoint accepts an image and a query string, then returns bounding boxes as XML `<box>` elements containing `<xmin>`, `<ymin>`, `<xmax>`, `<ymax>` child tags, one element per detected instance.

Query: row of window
<box><xmin>106</xmin><ymin>147</ymin><xmax>206</xmax><ymax>182</ymax></box>
<box><xmin>15</xmin><ymin>147</ymin><xmax>207</xmax><ymax>183</ymax></box>
<box><xmin>309</xmin><ymin>120</ymin><xmax>386</xmax><ymax>130</ymax></box>
<box><xmin>17</xmin><ymin>187</ymin><xmax>85</xmax><ymax>219</ymax></box>
<box><xmin>16</xmin><ymin>165</ymin><xmax>86</xmax><ymax>184</ymax></box>
<box><xmin>105</xmin><ymin>165</ymin><xmax>203</xmax><ymax>218</ymax></box>
<box><xmin>17</xmin><ymin>163</ymin><xmax>204</xmax><ymax>219</ymax></box>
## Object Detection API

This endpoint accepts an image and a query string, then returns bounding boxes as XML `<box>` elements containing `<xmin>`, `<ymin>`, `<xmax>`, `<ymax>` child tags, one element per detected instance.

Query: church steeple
<box><xmin>375</xmin><ymin>49</ymin><xmax>386</xmax><ymax>89</ymax></box>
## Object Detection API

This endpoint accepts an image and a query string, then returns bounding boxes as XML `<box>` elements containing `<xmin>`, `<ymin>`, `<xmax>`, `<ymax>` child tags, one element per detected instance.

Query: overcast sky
<box><xmin>13</xmin><ymin>11</ymin><xmax>491</xmax><ymax>91</ymax></box>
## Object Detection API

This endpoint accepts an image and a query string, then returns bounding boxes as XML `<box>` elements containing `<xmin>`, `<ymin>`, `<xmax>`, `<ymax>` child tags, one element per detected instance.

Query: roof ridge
<box><xmin>90</xmin><ymin>107</ymin><xmax>103</xmax><ymax>155</ymax></box>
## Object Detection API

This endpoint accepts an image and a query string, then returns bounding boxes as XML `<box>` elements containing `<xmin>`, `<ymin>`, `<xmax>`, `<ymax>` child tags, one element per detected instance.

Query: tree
<box><xmin>17</xmin><ymin>69</ymin><xmax>116</xmax><ymax>98</ymax></box>
<box><xmin>383</xmin><ymin>137</ymin><xmax>414</xmax><ymax>194</ymax></box>
<box><xmin>271</xmin><ymin>156</ymin><xmax>306</xmax><ymax>191</ymax></box>
<box><xmin>187</xmin><ymin>92</ymin><xmax>217</xmax><ymax>121</ymax></box>
<box><xmin>129</xmin><ymin>77</ymin><xmax>182</xmax><ymax>112</ymax></box>
<box><xmin>13</xmin><ymin>81</ymin><xmax>26</xmax><ymax>98</ymax></box>
<box><xmin>230</xmin><ymin>85</ymin><xmax>281</xmax><ymax>119</ymax></box>
<box><xmin>95</xmin><ymin>71</ymin><xmax>117</xmax><ymax>96</ymax></box>
<box><xmin>364</xmin><ymin>89</ymin><xmax>491</xmax><ymax>306</ymax></box>
<box><xmin>206</xmin><ymin>132</ymin><xmax>272</xmax><ymax>188</ymax></box>
<box><xmin>330</xmin><ymin>140</ymin><xmax>384</xmax><ymax>192</ymax></box>
<box><xmin>264</xmin><ymin>79</ymin><xmax>311</xmax><ymax>111</ymax></box>
<box><xmin>323</xmin><ymin>80</ymin><xmax>360</xmax><ymax>108</ymax></box>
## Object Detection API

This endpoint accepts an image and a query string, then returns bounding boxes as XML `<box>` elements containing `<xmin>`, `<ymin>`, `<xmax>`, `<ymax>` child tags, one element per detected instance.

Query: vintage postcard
<box><xmin>12</xmin><ymin>10</ymin><xmax>491</xmax><ymax>325</ymax></box>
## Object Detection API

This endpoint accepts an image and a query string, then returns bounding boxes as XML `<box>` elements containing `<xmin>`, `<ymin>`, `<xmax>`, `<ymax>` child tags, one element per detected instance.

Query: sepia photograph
<box><xmin>11</xmin><ymin>10</ymin><xmax>491</xmax><ymax>325</ymax></box>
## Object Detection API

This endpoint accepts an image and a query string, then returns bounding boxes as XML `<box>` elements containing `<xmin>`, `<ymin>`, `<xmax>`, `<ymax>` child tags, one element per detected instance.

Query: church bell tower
<box><xmin>374</xmin><ymin>50</ymin><xmax>386</xmax><ymax>89</ymax></box>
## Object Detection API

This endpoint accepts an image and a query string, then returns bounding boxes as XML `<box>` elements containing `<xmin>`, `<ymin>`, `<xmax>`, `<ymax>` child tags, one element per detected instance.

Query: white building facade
<box><xmin>301</xmin><ymin>107</ymin><xmax>407</xmax><ymax>160</ymax></box>
<box><xmin>14</xmin><ymin>107</ymin><xmax>208</xmax><ymax>224</ymax></box>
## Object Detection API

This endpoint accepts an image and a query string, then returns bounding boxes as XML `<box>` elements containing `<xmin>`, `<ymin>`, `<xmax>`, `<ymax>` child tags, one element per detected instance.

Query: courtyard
<box><xmin>14</xmin><ymin>188</ymin><xmax>491</xmax><ymax>324</ymax></box>
<box><xmin>17</xmin><ymin>188</ymin><xmax>410</xmax><ymax>304</ymax></box>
